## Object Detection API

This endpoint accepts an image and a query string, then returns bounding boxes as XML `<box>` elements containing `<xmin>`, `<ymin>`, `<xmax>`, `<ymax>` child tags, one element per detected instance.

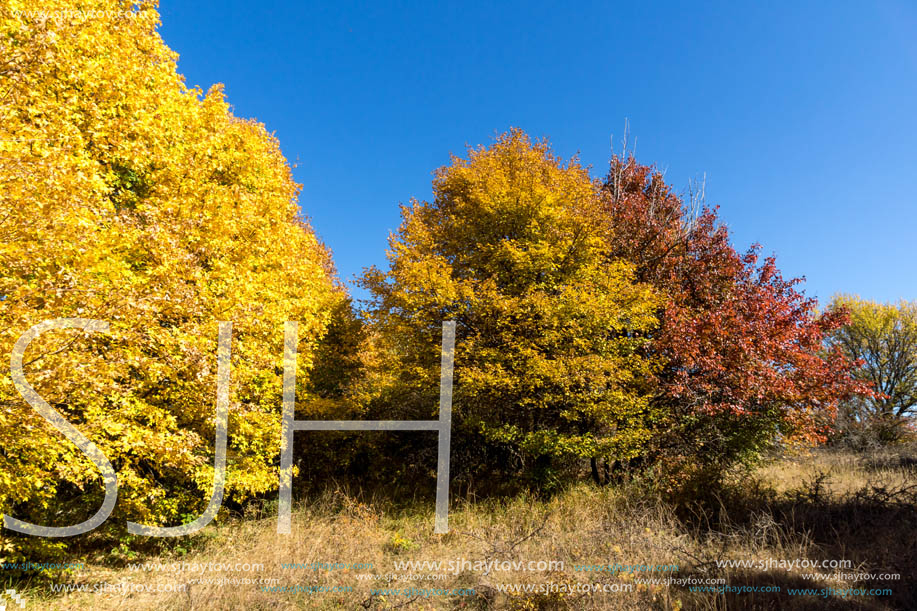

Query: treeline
<box><xmin>3</xmin><ymin>0</ymin><xmax>912</xmax><ymax>566</ymax></box>
<box><xmin>337</xmin><ymin>131</ymin><xmax>865</xmax><ymax>499</ymax></box>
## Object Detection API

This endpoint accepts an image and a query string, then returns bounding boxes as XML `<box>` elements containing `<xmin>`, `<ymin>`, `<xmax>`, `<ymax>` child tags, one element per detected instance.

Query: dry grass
<box><xmin>15</xmin><ymin>447</ymin><xmax>917</xmax><ymax>610</ymax></box>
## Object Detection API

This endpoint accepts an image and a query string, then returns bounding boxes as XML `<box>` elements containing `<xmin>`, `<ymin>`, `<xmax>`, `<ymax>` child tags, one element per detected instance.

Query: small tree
<box><xmin>827</xmin><ymin>296</ymin><xmax>917</xmax><ymax>445</ymax></box>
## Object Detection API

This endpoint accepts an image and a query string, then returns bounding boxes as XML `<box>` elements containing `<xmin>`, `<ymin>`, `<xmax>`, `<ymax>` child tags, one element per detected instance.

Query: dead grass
<box><xmin>16</xmin><ymin>446</ymin><xmax>917</xmax><ymax>610</ymax></box>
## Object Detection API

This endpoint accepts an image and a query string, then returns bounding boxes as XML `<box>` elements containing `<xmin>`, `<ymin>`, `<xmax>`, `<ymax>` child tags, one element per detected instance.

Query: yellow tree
<box><xmin>362</xmin><ymin>130</ymin><xmax>660</xmax><ymax>487</ymax></box>
<box><xmin>0</xmin><ymin>0</ymin><xmax>338</xmax><ymax>560</ymax></box>
<box><xmin>828</xmin><ymin>295</ymin><xmax>917</xmax><ymax>444</ymax></box>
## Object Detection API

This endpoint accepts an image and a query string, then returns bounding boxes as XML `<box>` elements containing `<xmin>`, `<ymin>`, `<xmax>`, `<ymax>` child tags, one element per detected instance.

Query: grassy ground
<box><xmin>11</xmin><ymin>447</ymin><xmax>917</xmax><ymax>610</ymax></box>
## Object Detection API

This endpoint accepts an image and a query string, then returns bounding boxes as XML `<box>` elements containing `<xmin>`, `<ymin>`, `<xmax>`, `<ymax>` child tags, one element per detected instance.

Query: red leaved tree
<box><xmin>598</xmin><ymin>155</ymin><xmax>867</xmax><ymax>488</ymax></box>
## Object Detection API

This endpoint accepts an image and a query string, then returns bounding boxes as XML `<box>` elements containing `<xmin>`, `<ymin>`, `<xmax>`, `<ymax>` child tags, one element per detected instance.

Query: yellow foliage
<box><xmin>0</xmin><ymin>0</ymin><xmax>338</xmax><ymax>554</ymax></box>
<box><xmin>362</xmin><ymin>130</ymin><xmax>660</xmax><ymax>473</ymax></box>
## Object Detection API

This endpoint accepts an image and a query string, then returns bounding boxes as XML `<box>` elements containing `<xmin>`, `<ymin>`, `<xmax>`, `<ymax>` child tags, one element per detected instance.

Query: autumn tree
<box><xmin>361</xmin><ymin>130</ymin><xmax>660</xmax><ymax>488</ymax></box>
<box><xmin>827</xmin><ymin>296</ymin><xmax>917</xmax><ymax>445</ymax></box>
<box><xmin>598</xmin><ymin>154</ymin><xmax>865</xmax><ymax>487</ymax></box>
<box><xmin>0</xmin><ymin>0</ymin><xmax>338</xmax><ymax>561</ymax></box>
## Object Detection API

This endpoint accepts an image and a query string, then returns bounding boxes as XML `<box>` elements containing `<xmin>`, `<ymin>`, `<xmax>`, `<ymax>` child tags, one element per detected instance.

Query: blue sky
<box><xmin>159</xmin><ymin>0</ymin><xmax>917</xmax><ymax>304</ymax></box>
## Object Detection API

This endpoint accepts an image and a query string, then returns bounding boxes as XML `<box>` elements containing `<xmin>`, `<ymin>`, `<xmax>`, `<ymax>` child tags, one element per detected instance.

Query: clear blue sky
<box><xmin>159</xmin><ymin>0</ymin><xmax>917</xmax><ymax>304</ymax></box>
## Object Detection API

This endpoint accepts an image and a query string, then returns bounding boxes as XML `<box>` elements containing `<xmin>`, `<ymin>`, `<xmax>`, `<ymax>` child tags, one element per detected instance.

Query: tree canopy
<box><xmin>1</xmin><ymin>0</ymin><xmax>338</xmax><ymax>559</ymax></box>
<box><xmin>361</xmin><ymin>130</ymin><xmax>661</xmax><ymax>486</ymax></box>
<box><xmin>598</xmin><ymin>155</ymin><xmax>866</xmax><ymax>485</ymax></box>
<box><xmin>361</xmin><ymin>133</ymin><xmax>865</xmax><ymax>491</ymax></box>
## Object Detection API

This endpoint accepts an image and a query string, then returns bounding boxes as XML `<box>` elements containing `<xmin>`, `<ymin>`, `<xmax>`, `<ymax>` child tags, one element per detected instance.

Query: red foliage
<box><xmin>601</xmin><ymin>156</ymin><xmax>867</xmax><ymax>448</ymax></box>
